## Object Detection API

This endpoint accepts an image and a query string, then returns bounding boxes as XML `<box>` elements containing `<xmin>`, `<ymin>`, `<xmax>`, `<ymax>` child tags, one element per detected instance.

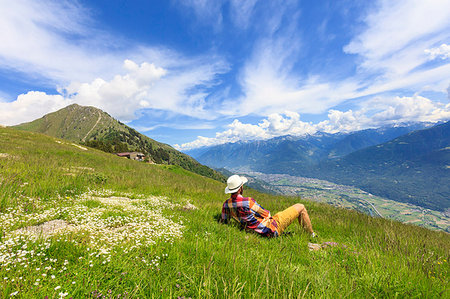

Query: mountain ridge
<box><xmin>187</xmin><ymin>123</ymin><xmax>431</xmax><ymax>169</ymax></box>
<box><xmin>312</xmin><ymin>121</ymin><xmax>450</xmax><ymax>211</ymax></box>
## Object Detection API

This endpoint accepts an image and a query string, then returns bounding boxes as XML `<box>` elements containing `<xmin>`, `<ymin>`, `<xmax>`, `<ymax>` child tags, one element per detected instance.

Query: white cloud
<box><xmin>344</xmin><ymin>0</ymin><xmax>450</xmax><ymax>84</ymax></box>
<box><xmin>226</xmin><ymin>31</ymin><xmax>361</xmax><ymax>116</ymax></box>
<box><xmin>1</xmin><ymin>59</ymin><xmax>167</xmax><ymax>126</ymax></box>
<box><xmin>0</xmin><ymin>0</ymin><xmax>125</xmax><ymax>84</ymax></box>
<box><xmin>344</xmin><ymin>0</ymin><xmax>450</xmax><ymax>68</ymax></box>
<box><xmin>0</xmin><ymin>0</ymin><xmax>227</xmax><ymax>87</ymax></box>
<box><xmin>143</xmin><ymin>57</ymin><xmax>229</xmax><ymax>120</ymax></box>
<box><xmin>316</xmin><ymin>110</ymin><xmax>367</xmax><ymax>134</ymax></box>
<box><xmin>177</xmin><ymin>95</ymin><xmax>450</xmax><ymax>150</ymax></box>
<box><xmin>0</xmin><ymin>91</ymin><xmax>67</xmax><ymax>126</ymax></box>
<box><xmin>176</xmin><ymin>111</ymin><xmax>317</xmax><ymax>150</ymax></box>
<box><xmin>313</xmin><ymin>95</ymin><xmax>450</xmax><ymax>133</ymax></box>
<box><xmin>222</xmin><ymin>4</ymin><xmax>349</xmax><ymax>116</ymax></box>
<box><xmin>425</xmin><ymin>44</ymin><xmax>450</xmax><ymax>60</ymax></box>
<box><xmin>364</xmin><ymin>95</ymin><xmax>450</xmax><ymax>124</ymax></box>
<box><xmin>63</xmin><ymin>60</ymin><xmax>167</xmax><ymax>121</ymax></box>
<box><xmin>260</xmin><ymin>111</ymin><xmax>317</xmax><ymax>136</ymax></box>
<box><xmin>0</xmin><ymin>57</ymin><xmax>228</xmax><ymax>125</ymax></box>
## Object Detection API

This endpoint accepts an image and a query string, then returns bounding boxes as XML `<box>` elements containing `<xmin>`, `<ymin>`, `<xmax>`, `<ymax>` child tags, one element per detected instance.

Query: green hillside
<box><xmin>0</xmin><ymin>127</ymin><xmax>448</xmax><ymax>298</ymax></box>
<box><xmin>13</xmin><ymin>104</ymin><xmax>224</xmax><ymax>182</ymax></box>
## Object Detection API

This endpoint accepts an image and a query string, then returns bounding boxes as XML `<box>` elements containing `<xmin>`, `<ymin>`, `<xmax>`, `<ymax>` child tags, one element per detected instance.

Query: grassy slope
<box><xmin>0</xmin><ymin>127</ymin><xmax>448</xmax><ymax>298</ymax></box>
<box><xmin>13</xmin><ymin>104</ymin><xmax>225</xmax><ymax>182</ymax></box>
<box><xmin>13</xmin><ymin>104</ymin><xmax>125</xmax><ymax>142</ymax></box>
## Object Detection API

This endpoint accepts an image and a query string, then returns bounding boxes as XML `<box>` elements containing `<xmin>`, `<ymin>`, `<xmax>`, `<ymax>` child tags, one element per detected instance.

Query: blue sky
<box><xmin>0</xmin><ymin>0</ymin><xmax>449</xmax><ymax>150</ymax></box>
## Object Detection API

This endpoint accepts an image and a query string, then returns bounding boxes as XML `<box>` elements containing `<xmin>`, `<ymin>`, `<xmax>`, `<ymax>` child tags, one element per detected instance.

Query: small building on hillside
<box><xmin>116</xmin><ymin>152</ymin><xmax>145</xmax><ymax>161</ymax></box>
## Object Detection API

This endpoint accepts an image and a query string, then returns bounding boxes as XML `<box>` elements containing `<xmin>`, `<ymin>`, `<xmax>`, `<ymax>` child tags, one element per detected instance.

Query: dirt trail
<box><xmin>82</xmin><ymin>111</ymin><xmax>102</xmax><ymax>142</ymax></box>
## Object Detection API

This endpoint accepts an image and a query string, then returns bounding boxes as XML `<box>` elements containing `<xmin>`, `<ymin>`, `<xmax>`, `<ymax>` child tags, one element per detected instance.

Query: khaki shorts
<box><xmin>272</xmin><ymin>206</ymin><xmax>300</xmax><ymax>235</ymax></box>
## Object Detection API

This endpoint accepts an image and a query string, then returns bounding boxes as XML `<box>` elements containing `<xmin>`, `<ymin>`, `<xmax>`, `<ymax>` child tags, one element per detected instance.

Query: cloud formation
<box><xmin>425</xmin><ymin>44</ymin><xmax>450</xmax><ymax>60</ymax></box>
<box><xmin>343</xmin><ymin>0</ymin><xmax>450</xmax><ymax>92</ymax></box>
<box><xmin>0</xmin><ymin>91</ymin><xmax>66</xmax><ymax>126</ymax></box>
<box><xmin>176</xmin><ymin>0</ymin><xmax>260</xmax><ymax>30</ymax></box>
<box><xmin>221</xmin><ymin>2</ymin><xmax>356</xmax><ymax>116</ymax></box>
<box><xmin>0</xmin><ymin>58</ymin><xmax>227</xmax><ymax>125</ymax></box>
<box><xmin>0</xmin><ymin>60</ymin><xmax>167</xmax><ymax>125</ymax></box>
<box><xmin>63</xmin><ymin>60</ymin><xmax>167</xmax><ymax>121</ymax></box>
<box><xmin>176</xmin><ymin>95</ymin><xmax>450</xmax><ymax>150</ymax></box>
<box><xmin>1</xmin><ymin>0</ymin><xmax>449</xmax><ymax>146</ymax></box>
<box><xmin>344</xmin><ymin>0</ymin><xmax>450</xmax><ymax>73</ymax></box>
<box><xmin>0</xmin><ymin>0</ymin><xmax>124</xmax><ymax>84</ymax></box>
<box><xmin>220</xmin><ymin>0</ymin><xmax>450</xmax><ymax>120</ymax></box>
<box><xmin>0</xmin><ymin>0</ymin><xmax>228</xmax><ymax>125</ymax></box>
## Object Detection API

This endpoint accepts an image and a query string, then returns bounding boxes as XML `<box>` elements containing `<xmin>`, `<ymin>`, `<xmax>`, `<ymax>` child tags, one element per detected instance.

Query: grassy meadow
<box><xmin>0</xmin><ymin>127</ymin><xmax>449</xmax><ymax>298</ymax></box>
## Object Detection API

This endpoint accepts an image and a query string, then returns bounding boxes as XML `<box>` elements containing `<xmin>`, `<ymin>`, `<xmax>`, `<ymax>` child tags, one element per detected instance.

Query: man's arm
<box><xmin>219</xmin><ymin>204</ymin><xmax>229</xmax><ymax>223</ymax></box>
<box><xmin>249</xmin><ymin>198</ymin><xmax>271</xmax><ymax>218</ymax></box>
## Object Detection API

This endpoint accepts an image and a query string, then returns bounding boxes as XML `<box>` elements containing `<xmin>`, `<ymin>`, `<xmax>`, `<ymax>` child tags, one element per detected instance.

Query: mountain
<box><xmin>312</xmin><ymin>121</ymin><xmax>450</xmax><ymax>211</ymax></box>
<box><xmin>187</xmin><ymin>124</ymin><xmax>430</xmax><ymax>171</ymax></box>
<box><xmin>326</xmin><ymin>124</ymin><xmax>431</xmax><ymax>158</ymax></box>
<box><xmin>186</xmin><ymin>122</ymin><xmax>448</xmax><ymax>211</ymax></box>
<box><xmin>13</xmin><ymin>104</ymin><xmax>225</xmax><ymax>182</ymax></box>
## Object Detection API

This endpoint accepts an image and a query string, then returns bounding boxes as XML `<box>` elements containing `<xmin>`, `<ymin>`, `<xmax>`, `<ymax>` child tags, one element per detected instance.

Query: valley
<box><xmin>245</xmin><ymin>172</ymin><xmax>450</xmax><ymax>232</ymax></box>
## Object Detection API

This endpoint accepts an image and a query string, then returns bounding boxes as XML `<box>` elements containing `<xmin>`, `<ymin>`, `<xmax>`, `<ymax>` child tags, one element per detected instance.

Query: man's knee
<box><xmin>293</xmin><ymin>203</ymin><xmax>305</xmax><ymax>213</ymax></box>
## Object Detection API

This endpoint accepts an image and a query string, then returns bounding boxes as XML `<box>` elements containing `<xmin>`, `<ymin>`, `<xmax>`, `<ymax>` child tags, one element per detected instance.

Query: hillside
<box><xmin>0</xmin><ymin>127</ymin><xmax>448</xmax><ymax>298</ymax></box>
<box><xmin>13</xmin><ymin>104</ymin><xmax>224</xmax><ymax>182</ymax></box>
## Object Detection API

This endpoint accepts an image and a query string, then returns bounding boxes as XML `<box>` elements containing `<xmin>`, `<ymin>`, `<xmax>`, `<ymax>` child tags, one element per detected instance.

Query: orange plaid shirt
<box><xmin>221</xmin><ymin>194</ymin><xmax>279</xmax><ymax>237</ymax></box>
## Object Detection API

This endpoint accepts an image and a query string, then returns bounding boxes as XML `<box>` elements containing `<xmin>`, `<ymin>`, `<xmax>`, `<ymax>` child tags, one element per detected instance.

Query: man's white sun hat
<box><xmin>225</xmin><ymin>175</ymin><xmax>248</xmax><ymax>194</ymax></box>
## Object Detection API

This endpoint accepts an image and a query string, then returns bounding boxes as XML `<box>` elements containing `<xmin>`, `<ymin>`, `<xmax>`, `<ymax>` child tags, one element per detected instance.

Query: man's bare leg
<box><xmin>293</xmin><ymin>204</ymin><xmax>314</xmax><ymax>234</ymax></box>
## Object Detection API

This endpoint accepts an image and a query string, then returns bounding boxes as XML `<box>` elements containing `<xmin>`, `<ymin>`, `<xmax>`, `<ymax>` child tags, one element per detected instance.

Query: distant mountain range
<box><xmin>13</xmin><ymin>104</ymin><xmax>225</xmax><ymax>182</ymax></box>
<box><xmin>186</xmin><ymin>124</ymin><xmax>430</xmax><ymax>170</ymax></box>
<box><xmin>186</xmin><ymin>122</ymin><xmax>450</xmax><ymax>211</ymax></box>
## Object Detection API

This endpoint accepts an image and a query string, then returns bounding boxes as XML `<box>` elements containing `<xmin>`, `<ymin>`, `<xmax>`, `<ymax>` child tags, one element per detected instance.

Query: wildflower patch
<box><xmin>1</xmin><ymin>192</ymin><xmax>185</xmax><ymax>251</ymax></box>
<box><xmin>0</xmin><ymin>191</ymin><xmax>187</xmax><ymax>297</ymax></box>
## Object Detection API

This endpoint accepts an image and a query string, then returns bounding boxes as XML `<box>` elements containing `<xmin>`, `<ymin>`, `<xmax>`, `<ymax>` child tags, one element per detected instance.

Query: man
<box><xmin>221</xmin><ymin>175</ymin><xmax>316</xmax><ymax>238</ymax></box>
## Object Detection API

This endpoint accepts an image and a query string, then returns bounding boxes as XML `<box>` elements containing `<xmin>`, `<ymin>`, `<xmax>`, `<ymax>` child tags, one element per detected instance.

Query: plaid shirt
<box><xmin>221</xmin><ymin>194</ymin><xmax>279</xmax><ymax>237</ymax></box>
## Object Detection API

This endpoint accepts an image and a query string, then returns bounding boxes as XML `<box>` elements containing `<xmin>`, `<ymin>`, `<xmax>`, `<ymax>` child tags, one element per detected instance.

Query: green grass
<box><xmin>0</xmin><ymin>127</ymin><xmax>449</xmax><ymax>298</ymax></box>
